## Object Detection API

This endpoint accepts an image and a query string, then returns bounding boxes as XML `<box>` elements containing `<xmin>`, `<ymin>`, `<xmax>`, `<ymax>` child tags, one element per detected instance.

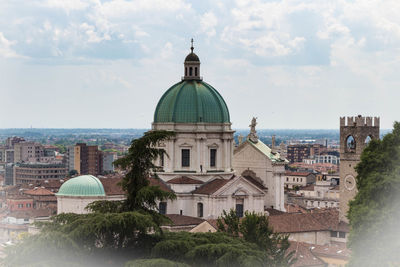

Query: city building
<box><xmin>66</xmin><ymin>143</ymin><xmax>103</xmax><ymax>175</ymax></box>
<box><xmin>287</xmin><ymin>144</ymin><xmax>325</xmax><ymax>163</ymax></box>
<box><xmin>14</xmin><ymin>162</ymin><xmax>67</xmax><ymax>184</ymax></box>
<box><xmin>284</xmin><ymin>172</ymin><xmax>316</xmax><ymax>189</ymax></box>
<box><xmin>14</xmin><ymin>142</ymin><xmax>44</xmax><ymax>163</ymax></box>
<box><xmin>103</xmin><ymin>152</ymin><xmax>117</xmax><ymax>173</ymax></box>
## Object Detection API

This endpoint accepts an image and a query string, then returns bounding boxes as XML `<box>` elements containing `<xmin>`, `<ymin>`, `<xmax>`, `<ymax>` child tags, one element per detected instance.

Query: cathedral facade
<box><xmin>152</xmin><ymin>43</ymin><xmax>287</xmax><ymax>219</ymax></box>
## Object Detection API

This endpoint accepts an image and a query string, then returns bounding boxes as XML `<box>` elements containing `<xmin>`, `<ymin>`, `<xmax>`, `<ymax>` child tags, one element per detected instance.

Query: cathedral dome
<box><xmin>57</xmin><ymin>175</ymin><xmax>105</xmax><ymax>197</ymax></box>
<box><xmin>154</xmin><ymin>80</ymin><xmax>230</xmax><ymax>124</ymax></box>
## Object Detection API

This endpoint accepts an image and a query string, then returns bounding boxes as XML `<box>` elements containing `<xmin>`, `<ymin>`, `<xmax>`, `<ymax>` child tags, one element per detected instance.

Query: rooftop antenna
<box><xmin>191</xmin><ymin>38</ymin><xmax>194</xmax><ymax>53</ymax></box>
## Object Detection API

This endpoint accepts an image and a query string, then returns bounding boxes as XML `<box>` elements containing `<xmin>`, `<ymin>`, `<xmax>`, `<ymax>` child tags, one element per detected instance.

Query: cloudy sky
<box><xmin>1</xmin><ymin>0</ymin><xmax>399</xmax><ymax>129</ymax></box>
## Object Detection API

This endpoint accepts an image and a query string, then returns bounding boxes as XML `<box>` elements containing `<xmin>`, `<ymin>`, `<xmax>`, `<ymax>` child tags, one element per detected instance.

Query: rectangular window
<box><xmin>210</xmin><ymin>149</ymin><xmax>217</xmax><ymax>167</ymax></box>
<box><xmin>181</xmin><ymin>149</ymin><xmax>190</xmax><ymax>167</ymax></box>
<box><xmin>339</xmin><ymin>232</ymin><xmax>346</xmax><ymax>238</ymax></box>
<box><xmin>159</xmin><ymin>202</ymin><xmax>167</xmax><ymax>215</ymax></box>
<box><xmin>236</xmin><ymin>204</ymin><xmax>244</xmax><ymax>218</ymax></box>
<box><xmin>330</xmin><ymin>231</ymin><xmax>338</xmax><ymax>237</ymax></box>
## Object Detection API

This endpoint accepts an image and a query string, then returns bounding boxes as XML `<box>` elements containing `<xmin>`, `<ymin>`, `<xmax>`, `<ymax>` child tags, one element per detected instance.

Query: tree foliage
<box><xmin>113</xmin><ymin>130</ymin><xmax>176</xmax><ymax>211</ymax></box>
<box><xmin>348</xmin><ymin>122</ymin><xmax>400</xmax><ymax>266</ymax></box>
<box><xmin>217</xmin><ymin>210</ymin><xmax>295</xmax><ymax>267</ymax></box>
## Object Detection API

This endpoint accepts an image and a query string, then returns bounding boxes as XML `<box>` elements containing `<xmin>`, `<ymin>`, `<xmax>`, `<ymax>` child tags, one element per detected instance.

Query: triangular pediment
<box><xmin>213</xmin><ymin>176</ymin><xmax>265</xmax><ymax>197</ymax></box>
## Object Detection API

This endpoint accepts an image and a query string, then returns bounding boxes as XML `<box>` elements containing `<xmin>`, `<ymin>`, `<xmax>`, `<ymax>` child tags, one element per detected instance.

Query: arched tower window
<box><xmin>197</xmin><ymin>202</ymin><xmax>203</xmax><ymax>217</ymax></box>
<box><xmin>185</xmin><ymin>67</ymin><xmax>187</xmax><ymax>76</ymax></box>
<box><xmin>195</xmin><ymin>67</ymin><xmax>198</xmax><ymax>76</ymax></box>
<box><xmin>365</xmin><ymin>135</ymin><xmax>372</xmax><ymax>144</ymax></box>
<box><xmin>189</xmin><ymin>67</ymin><xmax>193</xmax><ymax>76</ymax></box>
<box><xmin>346</xmin><ymin>135</ymin><xmax>356</xmax><ymax>150</ymax></box>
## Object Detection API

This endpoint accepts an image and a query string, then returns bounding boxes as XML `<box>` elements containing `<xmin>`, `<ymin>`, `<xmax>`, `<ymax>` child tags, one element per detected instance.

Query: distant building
<box><xmin>14</xmin><ymin>142</ymin><xmax>44</xmax><ymax>163</ymax></box>
<box><xmin>66</xmin><ymin>143</ymin><xmax>103</xmax><ymax>175</ymax></box>
<box><xmin>14</xmin><ymin>162</ymin><xmax>67</xmax><ymax>184</ymax></box>
<box><xmin>287</xmin><ymin>144</ymin><xmax>325</xmax><ymax>163</ymax></box>
<box><xmin>5</xmin><ymin>163</ymin><xmax>14</xmax><ymax>185</ymax></box>
<box><xmin>103</xmin><ymin>152</ymin><xmax>117</xmax><ymax>173</ymax></box>
<box><xmin>5</xmin><ymin>136</ymin><xmax>25</xmax><ymax>148</ymax></box>
<box><xmin>0</xmin><ymin>147</ymin><xmax>14</xmax><ymax>163</ymax></box>
<box><xmin>284</xmin><ymin>171</ymin><xmax>316</xmax><ymax>189</ymax></box>
<box><xmin>314</xmin><ymin>154</ymin><xmax>340</xmax><ymax>165</ymax></box>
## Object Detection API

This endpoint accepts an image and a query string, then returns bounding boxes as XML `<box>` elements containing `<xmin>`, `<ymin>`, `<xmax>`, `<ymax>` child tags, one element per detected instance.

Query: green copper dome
<box><xmin>57</xmin><ymin>175</ymin><xmax>105</xmax><ymax>197</ymax></box>
<box><xmin>154</xmin><ymin>80</ymin><xmax>230</xmax><ymax>123</ymax></box>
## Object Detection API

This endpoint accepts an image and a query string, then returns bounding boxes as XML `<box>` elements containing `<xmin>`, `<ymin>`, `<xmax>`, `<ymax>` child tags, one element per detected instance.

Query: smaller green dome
<box><xmin>57</xmin><ymin>175</ymin><xmax>105</xmax><ymax>197</ymax></box>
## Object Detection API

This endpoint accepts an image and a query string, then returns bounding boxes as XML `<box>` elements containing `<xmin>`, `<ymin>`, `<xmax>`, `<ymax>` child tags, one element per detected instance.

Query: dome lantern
<box><xmin>183</xmin><ymin>38</ymin><xmax>201</xmax><ymax>81</ymax></box>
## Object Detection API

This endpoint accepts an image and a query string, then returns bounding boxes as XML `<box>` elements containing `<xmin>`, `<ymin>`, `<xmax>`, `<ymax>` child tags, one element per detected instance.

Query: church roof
<box><xmin>154</xmin><ymin>80</ymin><xmax>230</xmax><ymax>124</ymax></box>
<box><xmin>192</xmin><ymin>178</ymin><xmax>230</xmax><ymax>195</ymax></box>
<box><xmin>167</xmin><ymin>176</ymin><xmax>204</xmax><ymax>184</ymax></box>
<box><xmin>245</xmin><ymin>138</ymin><xmax>288</xmax><ymax>163</ymax></box>
<box><xmin>148</xmin><ymin>177</ymin><xmax>173</xmax><ymax>193</ymax></box>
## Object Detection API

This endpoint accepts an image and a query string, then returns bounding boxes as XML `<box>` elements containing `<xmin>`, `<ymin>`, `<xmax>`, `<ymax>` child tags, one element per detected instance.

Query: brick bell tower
<box><xmin>339</xmin><ymin>115</ymin><xmax>380</xmax><ymax>222</ymax></box>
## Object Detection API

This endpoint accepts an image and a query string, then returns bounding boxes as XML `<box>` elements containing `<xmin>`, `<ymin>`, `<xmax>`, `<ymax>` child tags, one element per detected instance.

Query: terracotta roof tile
<box><xmin>288</xmin><ymin>242</ymin><xmax>325</xmax><ymax>267</ymax></box>
<box><xmin>148</xmin><ymin>177</ymin><xmax>173</xmax><ymax>193</ymax></box>
<box><xmin>165</xmin><ymin>214</ymin><xmax>205</xmax><ymax>226</ymax></box>
<box><xmin>265</xmin><ymin>208</ymin><xmax>285</xmax><ymax>216</ymax></box>
<box><xmin>269</xmin><ymin>209</ymin><xmax>339</xmax><ymax>233</ymax></box>
<box><xmin>24</xmin><ymin>187</ymin><xmax>54</xmax><ymax>196</ymax></box>
<box><xmin>311</xmin><ymin>241</ymin><xmax>351</xmax><ymax>260</ymax></box>
<box><xmin>167</xmin><ymin>176</ymin><xmax>204</xmax><ymax>184</ymax></box>
<box><xmin>98</xmin><ymin>178</ymin><xmax>125</xmax><ymax>195</ymax></box>
<box><xmin>192</xmin><ymin>178</ymin><xmax>230</xmax><ymax>195</ymax></box>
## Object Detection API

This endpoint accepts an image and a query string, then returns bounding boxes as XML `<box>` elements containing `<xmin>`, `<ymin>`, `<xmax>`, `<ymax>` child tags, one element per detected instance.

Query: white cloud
<box><xmin>200</xmin><ymin>12</ymin><xmax>218</xmax><ymax>37</ymax></box>
<box><xmin>79</xmin><ymin>23</ymin><xmax>111</xmax><ymax>43</ymax></box>
<box><xmin>0</xmin><ymin>32</ymin><xmax>22</xmax><ymax>58</ymax></box>
<box><xmin>98</xmin><ymin>0</ymin><xmax>191</xmax><ymax>18</ymax></box>
<box><xmin>42</xmin><ymin>0</ymin><xmax>90</xmax><ymax>12</ymax></box>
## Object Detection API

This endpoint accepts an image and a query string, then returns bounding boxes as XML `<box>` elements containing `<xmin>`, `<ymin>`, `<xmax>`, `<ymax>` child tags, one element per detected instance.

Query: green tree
<box><xmin>113</xmin><ymin>130</ymin><xmax>176</xmax><ymax>212</ymax></box>
<box><xmin>217</xmin><ymin>210</ymin><xmax>294</xmax><ymax>267</ymax></box>
<box><xmin>348</xmin><ymin>122</ymin><xmax>400</xmax><ymax>266</ymax></box>
<box><xmin>68</xmin><ymin>169</ymin><xmax>78</xmax><ymax>177</ymax></box>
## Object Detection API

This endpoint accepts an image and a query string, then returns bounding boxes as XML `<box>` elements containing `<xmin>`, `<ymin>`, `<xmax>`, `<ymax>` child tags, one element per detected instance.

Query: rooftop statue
<box><xmin>248</xmin><ymin>117</ymin><xmax>259</xmax><ymax>143</ymax></box>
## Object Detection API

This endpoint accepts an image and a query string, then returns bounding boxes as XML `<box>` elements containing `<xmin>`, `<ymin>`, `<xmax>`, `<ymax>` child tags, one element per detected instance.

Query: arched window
<box><xmin>197</xmin><ymin>202</ymin><xmax>203</xmax><ymax>217</ymax></box>
<box><xmin>195</xmin><ymin>67</ymin><xmax>198</xmax><ymax>76</ymax></box>
<box><xmin>159</xmin><ymin>202</ymin><xmax>167</xmax><ymax>215</ymax></box>
<box><xmin>346</xmin><ymin>135</ymin><xmax>356</xmax><ymax>149</ymax></box>
<box><xmin>185</xmin><ymin>67</ymin><xmax>187</xmax><ymax>76</ymax></box>
<box><xmin>189</xmin><ymin>67</ymin><xmax>193</xmax><ymax>76</ymax></box>
<box><xmin>365</xmin><ymin>135</ymin><xmax>372</xmax><ymax>144</ymax></box>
